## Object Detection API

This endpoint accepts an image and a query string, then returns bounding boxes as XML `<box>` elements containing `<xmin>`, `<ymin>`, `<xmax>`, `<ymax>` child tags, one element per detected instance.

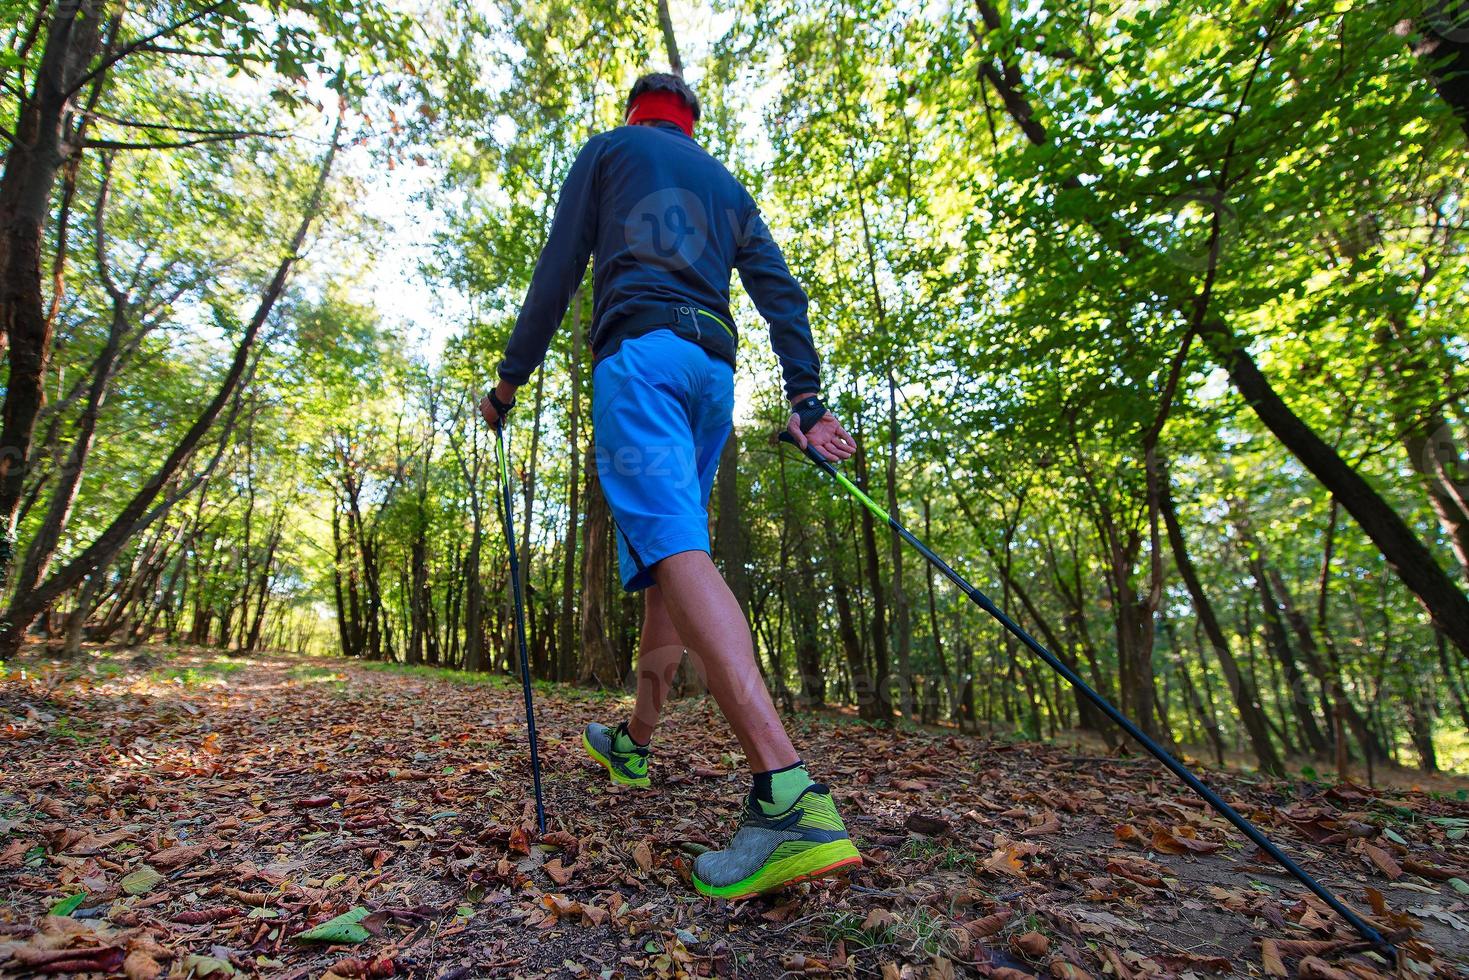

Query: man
<box><xmin>480</xmin><ymin>72</ymin><xmax>860</xmax><ymax>899</ymax></box>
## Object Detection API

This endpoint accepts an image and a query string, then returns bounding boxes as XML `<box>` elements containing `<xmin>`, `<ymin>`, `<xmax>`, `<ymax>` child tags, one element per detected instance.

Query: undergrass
<box><xmin>823</xmin><ymin>906</ymin><xmax>957</xmax><ymax>959</ymax></box>
<box><xmin>354</xmin><ymin>660</ymin><xmax>625</xmax><ymax>703</ymax></box>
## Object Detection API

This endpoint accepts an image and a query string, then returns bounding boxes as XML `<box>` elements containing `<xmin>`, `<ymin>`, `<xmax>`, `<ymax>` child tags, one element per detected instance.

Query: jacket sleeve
<box><xmin>497</xmin><ymin>138</ymin><xmax>603</xmax><ymax>386</ymax></box>
<box><xmin>734</xmin><ymin>207</ymin><xmax>821</xmax><ymax>399</ymax></box>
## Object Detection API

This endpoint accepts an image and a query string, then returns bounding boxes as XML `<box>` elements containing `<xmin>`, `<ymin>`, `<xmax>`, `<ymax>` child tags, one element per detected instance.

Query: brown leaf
<box><xmin>0</xmin><ymin>839</ymin><xmax>29</xmax><ymax>868</ymax></box>
<box><xmin>11</xmin><ymin>945</ymin><xmax>126</xmax><ymax>973</ymax></box>
<box><xmin>1272</xmin><ymin>940</ymin><xmax>1347</xmax><ymax>957</ymax></box>
<box><xmin>863</xmin><ymin>908</ymin><xmax>899</xmax><ymax>930</ymax></box>
<box><xmin>1151</xmin><ymin>827</ymin><xmax>1221</xmax><ymax>855</ymax></box>
<box><xmin>904</xmin><ymin>813</ymin><xmax>951</xmax><ymax>836</ymax></box>
<box><xmin>544</xmin><ymin>858</ymin><xmax>574</xmax><ymax>886</ymax></box>
<box><xmin>928</xmin><ymin>956</ymin><xmax>957</xmax><ymax>980</ymax></box>
<box><xmin>780</xmin><ymin>952</ymin><xmax>830</xmax><ymax>973</ymax></box>
<box><xmin>1020</xmin><ymin>812</ymin><xmax>1061</xmax><ymax>837</ymax></box>
<box><xmin>1156</xmin><ymin>951</ymin><xmax>1232</xmax><ymax>973</ymax></box>
<box><xmin>1013</xmin><ymin>932</ymin><xmax>1050</xmax><ymax>957</ymax></box>
<box><xmin>1260</xmin><ymin>939</ymin><xmax>1287</xmax><ymax>977</ymax></box>
<box><xmin>1297</xmin><ymin>956</ymin><xmax>1354</xmax><ymax>980</ymax></box>
<box><xmin>171</xmin><ymin>906</ymin><xmax>240</xmax><ymax>925</ymax></box>
<box><xmin>963</xmin><ymin>908</ymin><xmax>1013</xmax><ymax>938</ymax></box>
<box><xmin>1359</xmin><ymin>841</ymin><xmax>1402</xmax><ymax>880</ymax></box>
<box><xmin>122</xmin><ymin>951</ymin><xmax>163</xmax><ymax>980</ymax></box>
<box><xmin>149</xmin><ymin>844</ymin><xmax>207</xmax><ymax>870</ymax></box>
<box><xmin>1107</xmin><ymin>860</ymin><xmax>1165</xmax><ymax>888</ymax></box>
<box><xmin>631</xmin><ymin>841</ymin><xmax>654</xmax><ymax>873</ymax></box>
<box><xmin>1114</xmin><ymin>824</ymin><xmax>1147</xmax><ymax>848</ymax></box>
<box><xmin>1049</xmin><ymin>963</ymin><xmax>1088</xmax><ymax>980</ymax></box>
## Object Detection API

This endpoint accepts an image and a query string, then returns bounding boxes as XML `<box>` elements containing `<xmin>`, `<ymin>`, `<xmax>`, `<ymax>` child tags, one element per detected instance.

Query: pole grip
<box><xmin>776</xmin><ymin>429</ymin><xmax>831</xmax><ymax>464</ymax></box>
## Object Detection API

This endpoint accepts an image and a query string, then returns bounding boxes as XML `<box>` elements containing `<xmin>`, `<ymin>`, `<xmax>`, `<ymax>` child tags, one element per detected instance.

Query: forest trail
<box><xmin>2</xmin><ymin>647</ymin><xmax>1468</xmax><ymax>979</ymax></box>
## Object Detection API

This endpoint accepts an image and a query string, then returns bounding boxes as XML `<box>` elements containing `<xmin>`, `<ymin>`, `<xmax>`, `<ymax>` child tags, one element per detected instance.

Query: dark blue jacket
<box><xmin>497</xmin><ymin>121</ymin><xmax>821</xmax><ymax>398</ymax></box>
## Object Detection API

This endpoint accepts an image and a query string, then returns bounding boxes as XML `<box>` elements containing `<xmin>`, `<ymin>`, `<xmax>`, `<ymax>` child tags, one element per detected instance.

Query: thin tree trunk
<box><xmin>557</xmin><ymin>293</ymin><xmax>584</xmax><ymax>680</ymax></box>
<box><xmin>655</xmin><ymin>0</ymin><xmax>684</xmax><ymax>77</ymax></box>
<box><xmin>1161</xmin><ymin>475</ymin><xmax>1285</xmax><ymax>774</ymax></box>
<box><xmin>578</xmin><ymin>446</ymin><xmax>619</xmax><ymax>687</ymax></box>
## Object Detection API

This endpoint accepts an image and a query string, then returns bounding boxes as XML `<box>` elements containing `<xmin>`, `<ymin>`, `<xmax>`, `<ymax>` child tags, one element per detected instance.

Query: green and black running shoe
<box><xmin>582</xmin><ymin>721</ymin><xmax>651</xmax><ymax>788</ymax></box>
<box><xmin>692</xmin><ymin>784</ymin><xmax>862</xmax><ymax>899</ymax></box>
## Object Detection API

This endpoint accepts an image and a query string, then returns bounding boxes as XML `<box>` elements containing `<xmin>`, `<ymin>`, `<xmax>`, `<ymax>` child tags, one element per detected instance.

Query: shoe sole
<box><xmin>692</xmin><ymin>839</ymin><xmax>863</xmax><ymax>900</ymax></box>
<box><xmin>582</xmin><ymin>731</ymin><xmax>651</xmax><ymax>788</ymax></box>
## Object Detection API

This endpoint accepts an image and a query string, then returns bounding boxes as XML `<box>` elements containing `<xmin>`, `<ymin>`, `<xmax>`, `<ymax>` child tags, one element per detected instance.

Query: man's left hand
<box><xmin>787</xmin><ymin>408</ymin><xmax>856</xmax><ymax>461</ymax></box>
<box><xmin>479</xmin><ymin>381</ymin><xmax>518</xmax><ymax>430</ymax></box>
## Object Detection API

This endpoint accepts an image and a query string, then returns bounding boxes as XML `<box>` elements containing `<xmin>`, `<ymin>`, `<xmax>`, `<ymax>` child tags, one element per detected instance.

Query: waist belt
<box><xmin>597</xmin><ymin>302</ymin><xmax>737</xmax><ymax>365</ymax></box>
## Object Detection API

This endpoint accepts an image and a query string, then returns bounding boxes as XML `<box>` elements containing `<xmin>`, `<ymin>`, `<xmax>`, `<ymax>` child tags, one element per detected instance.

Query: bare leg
<box><xmin>652</xmin><ymin>549</ymin><xmax>798</xmax><ymax>772</ymax></box>
<box><xmin>627</xmin><ymin>585</ymin><xmax>685</xmax><ymax>745</ymax></box>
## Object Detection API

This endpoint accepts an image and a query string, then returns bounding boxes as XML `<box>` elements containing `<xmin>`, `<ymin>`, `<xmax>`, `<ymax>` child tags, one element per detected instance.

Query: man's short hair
<box><xmin>626</xmin><ymin>72</ymin><xmax>701</xmax><ymax>122</ymax></box>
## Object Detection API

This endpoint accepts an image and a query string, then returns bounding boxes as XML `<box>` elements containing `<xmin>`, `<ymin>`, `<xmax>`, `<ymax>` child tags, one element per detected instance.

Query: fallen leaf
<box><xmin>149</xmin><ymin>844</ymin><xmax>207</xmax><ymax>870</ymax></box>
<box><xmin>904</xmin><ymin>813</ymin><xmax>951</xmax><ymax>836</ymax></box>
<box><xmin>1020</xmin><ymin>811</ymin><xmax>1061</xmax><ymax>837</ymax></box>
<box><xmin>1259</xmin><ymin>939</ymin><xmax>1286</xmax><ymax>978</ymax></box>
<box><xmin>963</xmin><ymin>908</ymin><xmax>1012</xmax><ymax>938</ymax></box>
<box><xmin>294</xmin><ymin>906</ymin><xmax>371</xmax><ymax>943</ymax></box>
<box><xmin>119</xmin><ymin>866</ymin><xmax>164</xmax><ymax>896</ymax></box>
<box><xmin>544</xmin><ymin>857</ymin><xmax>575</xmax><ymax>885</ymax></box>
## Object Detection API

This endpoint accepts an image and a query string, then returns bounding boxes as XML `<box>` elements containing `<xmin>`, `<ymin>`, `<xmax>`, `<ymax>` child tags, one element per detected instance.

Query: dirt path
<box><xmin>2</xmin><ymin>647</ymin><xmax>1467</xmax><ymax>978</ymax></box>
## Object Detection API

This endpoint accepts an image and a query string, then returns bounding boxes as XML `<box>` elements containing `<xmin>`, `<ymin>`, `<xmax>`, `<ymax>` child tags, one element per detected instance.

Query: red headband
<box><xmin>626</xmin><ymin>90</ymin><xmax>695</xmax><ymax>137</ymax></box>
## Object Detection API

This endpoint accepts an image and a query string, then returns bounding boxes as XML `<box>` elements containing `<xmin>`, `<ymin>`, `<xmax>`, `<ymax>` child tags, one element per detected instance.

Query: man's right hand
<box><xmin>787</xmin><ymin>401</ymin><xmax>856</xmax><ymax>461</ymax></box>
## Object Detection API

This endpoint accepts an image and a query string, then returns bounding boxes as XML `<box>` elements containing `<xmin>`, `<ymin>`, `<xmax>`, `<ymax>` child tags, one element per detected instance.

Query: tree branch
<box><xmin>82</xmin><ymin>131</ymin><xmax>269</xmax><ymax>151</ymax></box>
<box><xmin>81</xmin><ymin>110</ymin><xmax>287</xmax><ymax>140</ymax></box>
<box><xmin>66</xmin><ymin>0</ymin><xmax>229</xmax><ymax>97</ymax></box>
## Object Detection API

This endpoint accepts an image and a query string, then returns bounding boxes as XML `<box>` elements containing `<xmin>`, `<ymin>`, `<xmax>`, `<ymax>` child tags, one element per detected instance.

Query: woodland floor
<box><xmin>3</xmin><ymin>647</ymin><xmax>1469</xmax><ymax>979</ymax></box>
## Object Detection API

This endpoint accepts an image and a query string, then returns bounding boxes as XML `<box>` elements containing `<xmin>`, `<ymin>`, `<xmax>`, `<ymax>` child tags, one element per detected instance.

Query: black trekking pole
<box><xmin>778</xmin><ymin>432</ymin><xmax>1395</xmax><ymax>963</ymax></box>
<box><xmin>494</xmin><ymin>423</ymin><xmax>547</xmax><ymax>833</ymax></box>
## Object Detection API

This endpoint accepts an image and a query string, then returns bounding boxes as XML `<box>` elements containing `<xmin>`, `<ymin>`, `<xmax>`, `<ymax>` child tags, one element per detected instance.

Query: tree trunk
<box><xmin>655</xmin><ymin>0</ymin><xmax>684</xmax><ymax>77</ymax></box>
<box><xmin>578</xmin><ymin>447</ymin><xmax>619</xmax><ymax>687</ymax></box>
<box><xmin>825</xmin><ymin>521</ymin><xmax>877</xmax><ymax>720</ymax></box>
<box><xmin>1161</xmin><ymin>475</ymin><xmax>1285</xmax><ymax>774</ymax></box>
<box><xmin>1233</xmin><ymin>515</ymin><xmax>1330</xmax><ymax>757</ymax></box>
<box><xmin>1199</xmin><ymin>318</ymin><xmax>1469</xmax><ymax>659</ymax></box>
<box><xmin>0</xmin><ymin>1</ymin><xmax>106</xmax><ymax>578</ymax></box>
<box><xmin>884</xmin><ymin>371</ymin><xmax>914</xmax><ymax>719</ymax></box>
<box><xmin>1405</xmin><ymin>3</ymin><xmax>1469</xmax><ymax>139</ymax></box>
<box><xmin>557</xmin><ymin>294</ymin><xmax>584</xmax><ymax>680</ymax></box>
<box><xmin>852</xmin><ymin>435</ymin><xmax>893</xmax><ymax>720</ymax></box>
<box><xmin>1403</xmin><ymin>412</ymin><xmax>1469</xmax><ymax>578</ymax></box>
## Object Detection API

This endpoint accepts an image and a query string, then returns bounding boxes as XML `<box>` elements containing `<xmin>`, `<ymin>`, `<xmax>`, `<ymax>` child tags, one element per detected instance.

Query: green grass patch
<box><xmin>353</xmin><ymin>660</ymin><xmax>625</xmax><ymax>703</ymax></box>
<box><xmin>45</xmin><ymin>715</ymin><xmax>102</xmax><ymax>745</ymax></box>
<box><xmin>822</xmin><ymin>906</ymin><xmax>956</xmax><ymax>957</ymax></box>
<box><xmin>900</xmin><ymin>836</ymin><xmax>975</xmax><ymax>871</ymax></box>
<box><xmin>150</xmin><ymin>657</ymin><xmax>244</xmax><ymax>688</ymax></box>
<box><xmin>287</xmin><ymin>664</ymin><xmax>348</xmax><ymax>690</ymax></box>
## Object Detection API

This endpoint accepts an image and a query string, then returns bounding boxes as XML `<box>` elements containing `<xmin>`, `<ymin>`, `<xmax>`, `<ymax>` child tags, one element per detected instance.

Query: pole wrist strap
<box><xmin>487</xmin><ymin>388</ymin><xmax>515</xmax><ymax>418</ymax></box>
<box><xmin>793</xmin><ymin>396</ymin><xmax>827</xmax><ymax>433</ymax></box>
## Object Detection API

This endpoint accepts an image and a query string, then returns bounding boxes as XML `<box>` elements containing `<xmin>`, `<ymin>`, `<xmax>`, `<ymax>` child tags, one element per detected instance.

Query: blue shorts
<box><xmin>592</xmin><ymin>330</ymin><xmax>735</xmax><ymax>592</ymax></box>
